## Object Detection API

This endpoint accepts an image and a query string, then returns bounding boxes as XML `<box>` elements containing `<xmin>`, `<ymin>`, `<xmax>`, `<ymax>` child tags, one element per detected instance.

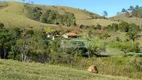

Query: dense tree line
<box><xmin>79</xmin><ymin>21</ymin><xmax>141</xmax><ymax>42</ymax></box>
<box><xmin>105</xmin><ymin>21</ymin><xmax>141</xmax><ymax>33</ymax></box>
<box><xmin>0</xmin><ymin>22</ymin><xmax>141</xmax><ymax>63</ymax></box>
<box><xmin>0</xmin><ymin>23</ymin><xmax>102</xmax><ymax>63</ymax></box>
<box><xmin>79</xmin><ymin>24</ymin><xmax>102</xmax><ymax>30</ymax></box>
<box><xmin>0</xmin><ymin>23</ymin><xmax>49</xmax><ymax>62</ymax></box>
<box><xmin>25</xmin><ymin>5</ymin><xmax>76</xmax><ymax>26</ymax></box>
<box><xmin>0</xmin><ymin>23</ymin><xmax>20</xmax><ymax>59</ymax></box>
<box><xmin>0</xmin><ymin>22</ymin><xmax>110</xmax><ymax>63</ymax></box>
<box><xmin>79</xmin><ymin>21</ymin><xmax>141</xmax><ymax>34</ymax></box>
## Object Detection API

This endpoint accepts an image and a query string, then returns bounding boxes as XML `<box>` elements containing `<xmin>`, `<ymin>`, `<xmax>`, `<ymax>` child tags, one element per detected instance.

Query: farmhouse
<box><xmin>62</xmin><ymin>33</ymin><xmax>80</xmax><ymax>38</ymax></box>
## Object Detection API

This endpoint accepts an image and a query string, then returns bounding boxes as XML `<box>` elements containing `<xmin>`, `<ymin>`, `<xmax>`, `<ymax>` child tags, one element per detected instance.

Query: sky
<box><xmin>5</xmin><ymin>0</ymin><xmax>142</xmax><ymax>17</ymax></box>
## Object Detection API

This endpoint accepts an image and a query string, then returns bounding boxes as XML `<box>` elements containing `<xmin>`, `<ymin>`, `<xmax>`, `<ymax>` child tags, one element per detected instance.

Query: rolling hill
<box><xmin>0</xmin><ymin>59</ymin><xmax>139</xmax><ymax>80</ymax></box>
<box><xmin>110</xmin><ymin>13</ymin><xmax>142</xmax><ymax>25</ymax></box>
<box><xmin>0</xmin><ymin>1</ymin><xmax>118</xmax><ymax>31</ymax></box>
<box><xmin>0</xmin><ymin>2</ymin><xmax>55</xmax><ymax>32</ymax></box>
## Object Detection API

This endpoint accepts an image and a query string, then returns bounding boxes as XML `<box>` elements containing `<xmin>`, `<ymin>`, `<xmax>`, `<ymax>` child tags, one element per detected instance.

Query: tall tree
<box><xmin>122</xmin><ymin>8</ymin><xmax>127</xmax><ymax>13</ymax></box>
<box><xmin>135</xmin><ymin>5</ymin><xmax>140</xmax><ymax>10</ymax></box>
<box><xmin>0</xmin><ymin>29</ymin><xmax>13</xmax><ymax>59</ymax></box>
<box><xmin>103</xmin><ymin>11</ymin><xmax>108</xmax><ymax>18</ymax></box>
<box><xmin>128</xmin><ymin>6</ymin><xmax>135</xmax><ymax>12</ymax></box>
<box><xmin>86</xmin><ymin>40</ymin><xmax>106</xmax><ymax>57</ymax></box>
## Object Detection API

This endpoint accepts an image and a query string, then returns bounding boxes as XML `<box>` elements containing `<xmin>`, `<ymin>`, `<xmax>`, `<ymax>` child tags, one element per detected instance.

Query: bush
<box><xmin>105</xmin><ymin>22</ymin><xmax>141</xmax><ymax>33</ymax></box>
<box><xmin>96</xmin><ymin>24</ymin><xmax>102</xmax><ymax>30</ymax></box>
<box><xmin>0</xmin><ymin>23</ymin><xmax>4</xmax><ymax>29</ymax></box>
<box><xmin>105</xmin><ymin>23</ymin><xmax>118</xmax><ymax>32</ymax></box>
<box><xmin>86</xmin><ymin>40</ymin><xmax>106</xmax><ymax>57</ymax></box>
<box><xmin>25</xmin><ymin>6</ymin><xmax>42</xmax><ymax>21</ymax></box>
<box><xmin>49</xmin><ymin>53</ymin><xmax>77</xmax><ymax>64</ymax></box>
<box><xmin>109</xmin><ymin>42</ymin><xmax>140</xmax><ymax>54</ymax></box>
<box><xmin>126</xmin><ymin>32</ymin><xmax>141</xmax><ymax>41</ymax></box>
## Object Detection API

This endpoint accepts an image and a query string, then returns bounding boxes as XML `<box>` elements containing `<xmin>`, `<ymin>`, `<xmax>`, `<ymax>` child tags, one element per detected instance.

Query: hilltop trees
<box><xmin>132</xmin><ymin>6</ymin><xmax>142</xmax><ymax>18</ymax></box>
<box><xmin>103</xmin><ymin>11</ymin><xmax>108</xmax><ymax>18</ymax></box>
<box><xmin>122</xmin><ymin>8</ymin><xmax>127</xmax><ymax>13</ymax></box>
<box><xmin>121</xmin><ymin>8</ymin><xmax>130</xmax><ymax>17</ymax></box>
<box><xmin>128</xmin><ymin>6</ymin><xmax>135</xmax><ymax>12</ymax></box>
<box><xmin>135</xmin><ymin>5</ymin><xmax>140</xmax><ymax>10</ymax></box>
<box><xmin>121</xmin><ymin>5</ymin><xmax>142</xmax><ymax>18</ymax></box>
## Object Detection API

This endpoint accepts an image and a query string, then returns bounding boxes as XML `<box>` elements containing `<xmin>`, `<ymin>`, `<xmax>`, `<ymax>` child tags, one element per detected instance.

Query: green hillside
<box><xmin>43</xmin><ymin>6</ymin><xmax>118</xmax><ymax>26</ymax></box>
<box><xmin>0</xmin><ymin>59</ymin><xmax>138</xmax><ymax>80</ymax></box>
<box><xmin>110</xmin><ymin>14</ymin><xmax>142</xmax><ymax>25</ymax></box>
<box><xmin>0</xmin><ymin>2</ymin><xmax>118</xmax><ymax>30</ymax></box>
<box><xmin>0</xmin><ymin>2</ymin><xmax>55</xmax><ymax>31</ymax></box>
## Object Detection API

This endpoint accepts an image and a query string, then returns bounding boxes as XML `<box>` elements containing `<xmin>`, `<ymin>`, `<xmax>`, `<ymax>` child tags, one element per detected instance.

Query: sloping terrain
<box><xmin>0</xmin><ymin>2</ymin><xmax>118</xmax><ymax>30</ymax></box>
<box><xmin>0</xmin><ymin>2</ymin><xmax>54</xmax><ymax>31</ymax></box>
<box><xmin>110</xmin><ymin>14</ymin><xmax>142</xmax><ymax>25</ymax></box>
<box><xmin>0</xmin><ymin>59</ymin><xmax>138</xmax><ymax>80</ymax></box>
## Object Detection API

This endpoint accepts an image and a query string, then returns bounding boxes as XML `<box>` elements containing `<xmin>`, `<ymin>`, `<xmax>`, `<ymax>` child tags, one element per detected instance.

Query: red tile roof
<box><xmin>66</xmin><ymin>33</ymin><xmax>79</xmax><ymax>37</ymax></box>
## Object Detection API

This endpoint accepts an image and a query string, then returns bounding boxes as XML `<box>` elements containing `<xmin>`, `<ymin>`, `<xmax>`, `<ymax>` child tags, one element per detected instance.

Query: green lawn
<box><xmin>0</xmin><ymin>59</ymin><xmax>138</xmax><ymax>80</ymax></box>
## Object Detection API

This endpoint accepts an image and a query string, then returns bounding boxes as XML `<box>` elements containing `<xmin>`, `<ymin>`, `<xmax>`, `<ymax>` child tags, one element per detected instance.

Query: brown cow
<box><xmin>87</xmin><ymin>65</ymin><xmax>98</xmax><ymax>73</ymax></box>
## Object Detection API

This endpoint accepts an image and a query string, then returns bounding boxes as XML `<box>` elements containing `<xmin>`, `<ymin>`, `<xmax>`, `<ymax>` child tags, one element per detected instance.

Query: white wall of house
<box><xmin>62</xmin><ymin>34</ymin><xmax>68</xmax><ymax>38</ymax></box>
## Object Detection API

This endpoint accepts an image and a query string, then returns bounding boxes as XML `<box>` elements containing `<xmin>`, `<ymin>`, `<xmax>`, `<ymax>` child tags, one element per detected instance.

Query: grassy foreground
<box><xmin>0</xmin><ymin>59</ymin><xmax>139</xmax><ymax>80</ymax></box>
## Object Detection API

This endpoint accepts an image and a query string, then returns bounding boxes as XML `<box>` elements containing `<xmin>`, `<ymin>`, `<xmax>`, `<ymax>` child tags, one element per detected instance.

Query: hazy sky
<box><xmin>9</xmin><ymin>0</ymin><xmax>142</xmax><ymax>17</ymax></box>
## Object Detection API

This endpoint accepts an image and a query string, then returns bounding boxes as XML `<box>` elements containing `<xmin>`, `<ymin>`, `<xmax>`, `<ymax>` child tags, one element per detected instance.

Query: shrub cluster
<box><xmin>105</xmin><ymin>22</ymin><xmax>141</xmax><ymax>32</ymax></box>
<box><xmin>25</xmin><ymin>5</ymin><xmax>76</xmax><ymax>26</ymax></box>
